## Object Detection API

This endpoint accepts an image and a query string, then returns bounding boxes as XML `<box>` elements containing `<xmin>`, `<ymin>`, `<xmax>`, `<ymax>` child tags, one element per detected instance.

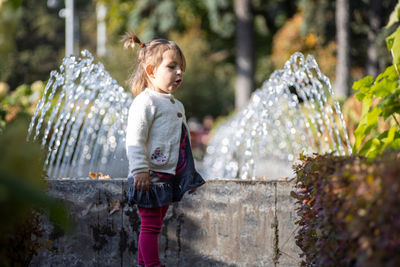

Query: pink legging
<box><xmin>137</xmin><ymin>205</ymin><xmax>169</xmax><ymax>267</ymax></box>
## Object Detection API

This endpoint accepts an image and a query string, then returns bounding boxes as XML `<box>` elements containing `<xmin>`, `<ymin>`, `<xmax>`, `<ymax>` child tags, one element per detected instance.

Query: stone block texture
<box><xmin>30</xmin><ymin>179</ymin><xmax>300</xmax><ymax>267</ymax></box>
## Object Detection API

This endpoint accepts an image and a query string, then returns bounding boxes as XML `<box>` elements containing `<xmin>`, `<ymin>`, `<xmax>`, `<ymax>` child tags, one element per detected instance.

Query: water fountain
<box><xmin>27</xmin><ymin>50</ymin><xmax>349</xmax><ymax>266</ymax></box>
<box><xmin>28</xmin><ymin>50</ymin><xmax>132</xmax><ymax>178</ymax></box>
<box><xmin>28</xmin><ymin>50</ymin><xmax>351</xmax><ymax>180</ymax></box>
<box><xmin>203</xmin><ymin>52</ymin><xmax>352</xmax><ymax>179</ymax></box>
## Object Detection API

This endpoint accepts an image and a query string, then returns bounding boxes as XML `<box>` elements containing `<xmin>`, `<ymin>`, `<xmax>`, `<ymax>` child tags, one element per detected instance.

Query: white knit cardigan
<box><xmin>125</xmin><ymin>88</ymin><xmax>189</xmax><ymax>175</ymax></box>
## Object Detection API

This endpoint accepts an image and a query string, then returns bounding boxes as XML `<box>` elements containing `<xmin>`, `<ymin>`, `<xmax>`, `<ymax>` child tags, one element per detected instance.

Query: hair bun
<box><xmin>122</xmin><ymin>32</ymin><xmax>145</xmax><ymax>49</ymax></box>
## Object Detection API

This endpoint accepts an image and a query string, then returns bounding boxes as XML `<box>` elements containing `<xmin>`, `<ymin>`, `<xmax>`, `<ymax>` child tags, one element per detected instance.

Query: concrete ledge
<box><xmin>30</xmin><ymin>179</ymin><xmax>300</xmax><ymax>267</ymax></box>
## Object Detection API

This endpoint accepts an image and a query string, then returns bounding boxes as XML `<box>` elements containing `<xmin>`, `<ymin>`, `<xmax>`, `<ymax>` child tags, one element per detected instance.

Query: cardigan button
<box><xmin>170</xmin><ymin>98</ymin><xmax>175</xmax><ymax>104</ymax></box>
<box><xmin>177</xmin><ymin>112</ymin><xmax>182</xmax><ymax>118</ymax></box>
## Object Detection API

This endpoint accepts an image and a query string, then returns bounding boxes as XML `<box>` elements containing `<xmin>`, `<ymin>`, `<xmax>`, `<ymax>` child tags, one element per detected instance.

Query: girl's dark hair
<box><xmin>122</xmin><ymin>32</ymin><xmax>186</xmax><ymax>96</ymax></box>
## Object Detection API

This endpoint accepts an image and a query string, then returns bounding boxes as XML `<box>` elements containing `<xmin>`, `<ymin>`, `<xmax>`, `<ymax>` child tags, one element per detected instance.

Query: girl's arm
<box><xmin>125</xmin><ymin>96</ymin><xmax>156</xmax><ymax>176</ymax></box>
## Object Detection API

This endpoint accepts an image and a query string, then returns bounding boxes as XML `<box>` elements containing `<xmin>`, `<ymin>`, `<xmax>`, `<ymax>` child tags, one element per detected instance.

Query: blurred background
<box><xmin>0</xmin><ymin>0</ymin><xmax>397</xmax><ymax>158</ymax></box>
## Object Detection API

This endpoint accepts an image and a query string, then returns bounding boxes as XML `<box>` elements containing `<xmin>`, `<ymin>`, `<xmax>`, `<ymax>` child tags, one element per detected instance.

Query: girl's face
<box><xmin>147</xmin><ymin>49</ymin><xmax>184</xmax><ymax>94</ymax></box>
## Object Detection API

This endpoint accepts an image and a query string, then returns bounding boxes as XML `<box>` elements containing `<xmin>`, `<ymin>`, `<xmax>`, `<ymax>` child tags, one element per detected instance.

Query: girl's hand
<box><xmin>134</xmin><ymin>172</ymin><xmax>151</xmax><ymax>192</ymax></box>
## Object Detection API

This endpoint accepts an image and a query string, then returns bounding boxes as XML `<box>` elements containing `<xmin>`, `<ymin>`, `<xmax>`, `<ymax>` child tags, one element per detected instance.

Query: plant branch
<box><xmin>391</xmin><ymin>49</ymin><xmax>400</xmax><ymax>80</ymax></box>
<box><xmin>392</xmin><ymin>114</ymin><xmax>400</xmax><ymax>127</ymax></box>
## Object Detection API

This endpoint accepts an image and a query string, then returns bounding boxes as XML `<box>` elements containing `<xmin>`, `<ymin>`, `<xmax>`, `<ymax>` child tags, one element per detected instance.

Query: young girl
<box><xmin>123</xmin><ymin>32</ymin><xmax>206</xmax><ymax>267</ymax></box>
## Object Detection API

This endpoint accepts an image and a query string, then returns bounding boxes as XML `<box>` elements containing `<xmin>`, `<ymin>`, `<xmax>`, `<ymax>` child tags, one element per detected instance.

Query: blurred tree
<box><xmin>105</xmin><ymin>0</ymin><xmax>297</xmax><ymax>116</ymax></box>
<box><xmin>170</xmin><ymin>25</ymin><xmax>235</xmax><ymax>119</ymax></box>
<box><xmin>0</xmin><ymin>0</ymin><xmax>95</xmax><ymax>90</ymax></box>
<box><xmin>335</xmin><ymin>0</ymin><xmax>350</xmax><ymax>98</ymax></box>
<box><xmin>1</xmin><ymin>0</ymin><xmax>300</xmax><ymax>118</ymax></box>
<box><xmin>271</xmin><ymin>12</ymin><xmax>337</xmax><ymax>79</ymax></box>
<box><xmin>0</xmin><ymin>0</ymin><xmax>65</xmax><ymax>89</ymax></box>
<box><xmin>234</xmin><ymin>0</ymin><xmax>253</xmax><ymax>110</ymax></box>
<box><xmin>299</xmin><ymin>0</ymin><xmax>397</xmax><ymax>96</ymax></box>
<box><xmin>90</xmin><ymin>0</ymin><xmax>137</xmax><ymax>85</ymax></box>
<box><xmin>0</xmin><ymin>1</ymin><xmax>21</xmax><ymax>85</ymax></box>
<box><xmin>98</xmin><ymin>0</ymin><xmax>237</xmax><ymax>118</ymax></box>
<box><xmin>366</xmin><ymin>0</ymin><xmax>383</xmax><ymax>77</ymax></box>
<box><xmin>201</xmin><ymin>0</ymin><xmax>298</xmax><ymax>109</ymax></box>
<box><xmin>0</xmin><ymin>80</ymin><xmax>44</xmax><ymax>133</ymax></box>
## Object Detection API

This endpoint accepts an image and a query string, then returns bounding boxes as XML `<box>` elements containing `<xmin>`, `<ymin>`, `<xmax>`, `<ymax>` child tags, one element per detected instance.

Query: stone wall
<box><xmin>30</xmin><ymin>179</ymin><xmax>300</xmax><ymax>267</ymax></box>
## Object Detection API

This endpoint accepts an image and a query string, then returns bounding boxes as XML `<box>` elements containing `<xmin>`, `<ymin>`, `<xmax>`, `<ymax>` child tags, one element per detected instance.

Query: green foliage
<box><xmin>299</xmin><ymin>0</ymin><xmax>336</xmax><ymax>41</ymax></box>
<box><xmin>0</xmin><ymin>115</ymin><xmax>71</xmax><ymax>266</ymax></box>
<box><xmin>0</xmin><ymin>80</ymin><xmax>44</xmax><ymax>133</ymax></box>
<box><xmin>387</xmin><ymin>26</ymin><xmax>400</xmax><ymax>64</ymax></box>
<box><xmin>1</xmin><ymin>0</ymin><xmax>297</xmax><ymax>120</ymax></box>
<box><xmin>116</xmin><ymin>0</ymin><xmax>299</xmax><ymax>118</ymax></box>
<box><xmin>352</xmin><ymin>21</ymin><xmax>400</xmax><ymax>158</ymax></box>
<box><xmin>292</xmin><ymin>152</ymin><xmax>400</xmax><ymax>266</ymax></box>
<box><xmin>385</xmin><ymin>1</ymin><xmax>400</xmax><ymax>29</ymax></box>
<box><xmin>203</xmin><ymin>0</ymin><xmax>234</xmax><ymax>38</ymax></box>
<box><xmin>124</xmin><ymin>0</ymin><xmax>237</xmax><ymax>41</ymax></box>
<box><xmin>127</xmin><ymin>0</ymin><xmax>182</xmax><ymax>41</ymax></box>
<box><xmin>0</xmin><ymin>0</ymin><xmax>65</xmax><ymax>89</ymax></box>
<box><xmin>300</xmin><ymin>0</ymin><xmax>396</xmax><ymax>81</ymax></box>
<box><xmin>0</xmin><ymin>2</ymin><xmax>21</xmax><ymax>84</ymax></box>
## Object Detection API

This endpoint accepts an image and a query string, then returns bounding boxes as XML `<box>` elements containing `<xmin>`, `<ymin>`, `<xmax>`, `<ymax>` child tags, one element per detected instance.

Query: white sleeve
<box><xmin>125</xmin><ymin>97</ymin><xmax>156</xmax><ymax>175</ymax></box>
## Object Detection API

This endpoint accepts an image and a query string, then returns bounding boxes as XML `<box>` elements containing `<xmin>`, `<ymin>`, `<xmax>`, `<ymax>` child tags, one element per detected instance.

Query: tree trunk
<box><xmin>96</xmin><ymin>2</ymin><xmax>107</xmax><ymax>57</ymax></box>
<box><xmin>335</xmin><ymin>0</ymin><xmax>350</xmax><ymax>98</ymax></box>
<box><xmin>366</xmin><ymin>0</ymin><xmax>381</xmax><ymax>77</ymax></box>
<box><xmin>65</xmin><ymin>0</ymin><xmax>75</xmax><ymax>56</ymax></box>
<box><xmin>234</xmin><ymin>0</ymin><xmax>254</xmax><ymax>110</ymax></box>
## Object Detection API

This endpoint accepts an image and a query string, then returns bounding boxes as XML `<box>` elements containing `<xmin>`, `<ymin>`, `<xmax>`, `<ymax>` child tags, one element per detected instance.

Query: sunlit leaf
<box><xmin>391</xmin><ymin>138</ymin><xmax>400</xmax><ymax>149</ymax></box>
<box><xmin>371</xmin><ymin>78</ymin><xmax>397</xmax><ymax>97</ymax></box>
<box><xmin>387</xmin><ymin>31</ymin><xmax>396</xmax><ymax>51</ymax></box>
<box><xmin>375</xmin><ymin>65</ymin><xmax>397</xmax><ymax>82</ymax></box>
<box><xmin>385</xmin><ymin>2</ymin><xmax>400</xmax><ymax>29</ymax></box>
<box><xmin>379</xmin><ymin>126</ymin><xmax>397</xmax><ymax>154</ymax></box>
<box><xmin>364</xmin><ymin>138</ymin><xmax>381</xmax><ymax>159</ymax></box>
<box><xmin>390</xmin><ymin>27</ymin><xmax>400</xmax><ymax>65</ymax></box>
<box><xmin>353</xmin><ymin>76</ymin><xmax>373</xmax><ymax>92</ymax></box>
<box><xmin>379</xmin><ymin>92</ymin><xmax>400</xmax><ymax>119</ymax></box>
<box><xmin>353</xmin><ymin>122</ymin><xmax>367</xmax><ymax>152</ymax></box>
